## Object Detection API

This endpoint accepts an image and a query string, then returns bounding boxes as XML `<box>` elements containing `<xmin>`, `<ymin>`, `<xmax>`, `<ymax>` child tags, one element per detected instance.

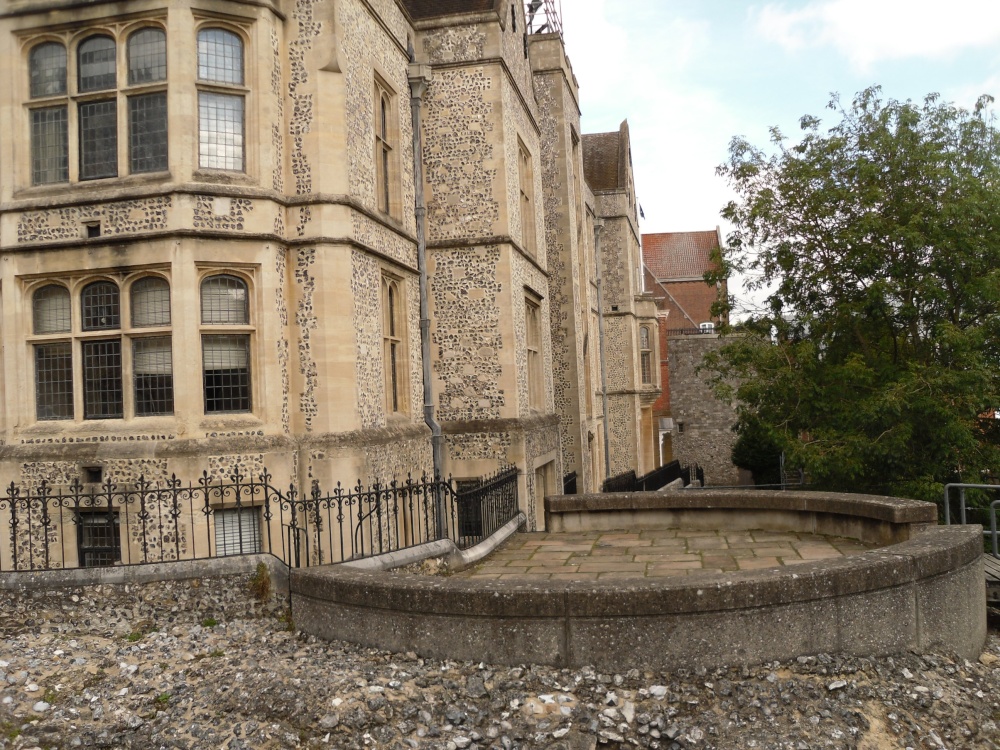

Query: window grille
<box><xmin>82</xmin><ymin>339</ymin><xmax>124</xmax><ymax>419</ymax></box>
<box><xmin>29</xmin><ymin>42</ymin><xmax>67</xmax><ymax>98</ymax></box>
<box><xmin>131</xmin><ymin>277</ymin><xmax>171</xmax><ymax>327</ymax></box>
<box><xmin>127</xmin><ymin>28</ymin><xmax>166</xmax><ymax>85</ymax></box>
<box><xmin>81</xmin><ymin>281</ymin><xmax>120</xmax><ymax>330</ymax></box>
<box><xmin>525</xmin><ymin>296</ymin><xmax>542</xmax><ymax>408</ymax></box>
<box><xmin>34</xmin><ymin>343</ymin><xmax>73</xmax><ymax>420</ymax></box>
<box><xmin>375</xmin><ymin>83</ymin><xmax>394</xmax><ymax>215</ymax></box>
<box><xmin>518</xmin><ymin>141</ymin><xmax>536</xmax><ymax>256</ymax></box>
<box><xmin>213</xmin><ymin>507</ymin><xmax>262</xmax><ymax>556</ymax></box>
<box><xmin>133</xmin><ymin>337</ymin><xmax>173</xmax><ymax>416</ymax></box>
<box><xmin>77</xmin><ymin>510</ymin><xmax>121</xmax><ymax>567</ymax></box>
<box><xmin>33</xmin><ymin>285</ymin><xmax>71</xmax><ymax>334</ymax></box>
<box><xmin>78</xmin><ymin>36</ymin><xmax>116</xmax><ymax>92</ymax></box>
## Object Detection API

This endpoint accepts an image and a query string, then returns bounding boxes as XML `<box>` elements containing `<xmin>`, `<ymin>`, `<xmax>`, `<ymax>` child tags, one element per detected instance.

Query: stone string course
<box><xmin>16</xmin><ymin>197</ymin><xmax>171</xmax><ymax>244</ymax></box>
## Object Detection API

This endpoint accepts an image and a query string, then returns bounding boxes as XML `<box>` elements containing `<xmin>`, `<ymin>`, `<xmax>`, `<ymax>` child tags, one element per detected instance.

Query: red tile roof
<box><xmin>402</xmin><ymin>0</ymin><xmax>499</xmax><ymax>20</ymax></box>
<box><xmin>642</xmin><ymin>231</ymin><xmax>721</xmax><ymax>280</ymax></box>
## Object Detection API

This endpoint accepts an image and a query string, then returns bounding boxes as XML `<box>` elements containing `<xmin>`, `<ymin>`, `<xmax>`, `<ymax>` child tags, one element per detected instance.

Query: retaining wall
<box><xmin>291</xmin><ymin>491</ymin><xmax>986</xmax><ymax>669</ymax></box>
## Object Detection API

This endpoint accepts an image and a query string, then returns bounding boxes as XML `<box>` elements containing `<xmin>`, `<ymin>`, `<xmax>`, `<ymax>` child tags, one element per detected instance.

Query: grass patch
<box><xmin>154</xmin><ymin>693</ymin><xmax>170</xmax><ymax>707</ymax></box>
<box><xmin>0</xmin><ymin>721</ymin><xmax>21</xmax><ymax>740</ymax></box>
<box><xmin>200</xmin><ymin>617</ymin><xmax>218</xmax><ymax>628</ymax></box>
<box><xmin>208</xmin><ymin>649</ymin><xmax>225</xmax><ymax>658</ymax></box>
<box><xmin>249</xmin><ymin>562</ymin><xmax>271</xmax><ymax>601</ymax></box>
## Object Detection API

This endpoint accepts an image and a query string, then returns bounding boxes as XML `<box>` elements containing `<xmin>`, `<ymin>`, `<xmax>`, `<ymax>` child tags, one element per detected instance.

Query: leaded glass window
<box><xmin>79</xmin><ymin>99</ymin><xmax>118</xmax><ymax>180</ymax></box>
<box><xmin>31</xmin><ymin>106</ymin><xmax>68</xmax><ymax>184</ymax></box>
<box><xmin>131</xmin><ymin>277</ymin><xmax>170</xmax><ymax>327</ymax></box>
<box><xmin>83</xmin><ymin>338</ymin><xmax>123</xmax><ymax>419</ymax></box>
<box><xmin>203</xmin><ymin>334</ymin><xmax>251</xmax><ymax>413</ymax></box>
<box><xmin>128</xmin><ymin>93</ymin><xmax>167</xmax><ymax>173</ymax></box>
<box><xmin>35</xmin><ymin>342</ymin><xmax>73</xmax><ymax>420</ymax></box>
<box><xmin>201</xmin><ymin>275</ymin><xmax>248</xmax><ymax>325</ymax></box>
<box><xmin>133</xmin><ymin>337</ymin><xmax>173</xmax><ymax>416</ymax></box>
<box><xmin>33</xmin><ymin>285</ymin><xmax>71</xmax><ymax>334</ymax></box>
<box><xmin>78</xmin><ymin>35</ymin><xmax>116</xmax><ymax>92</ymax></box>
<box><xmin>197</xmin><ymin>28</ymin><xmax>244</xmax><ymax>84</ymax></box>
<box><xmin>81</xmin><ymin>281</ymin><xmax>120</xmax><ymax>331</ymax></box>
<box><xmin>127</xmin><ymin>28</ymin><xmax>166</xmax><ymax>85</ymax></box>
<box><xmin>30</xmin><ymin>42</ymin><xmax>67</xmax><ymax>98</ymax></box>
<box><xmin>198</xmin><ymin>92</ymin><xmax>244</xmax><ymax>171</ymax></box>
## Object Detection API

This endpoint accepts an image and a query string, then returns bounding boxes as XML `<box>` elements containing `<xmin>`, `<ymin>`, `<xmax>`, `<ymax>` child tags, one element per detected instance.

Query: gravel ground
<box><xmin>0</xmin><ymin>591</ymin><xmax>998</xmax><ymax>749</ymax></box>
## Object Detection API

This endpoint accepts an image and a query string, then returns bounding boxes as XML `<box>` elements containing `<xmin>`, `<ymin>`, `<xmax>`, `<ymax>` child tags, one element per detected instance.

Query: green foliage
<box><xmin>155</xmin><ymin>692</ymin><xmax>171</xmax><ymax>707</ymax></box>
<box><xmin>200</xmin><ymin>617</ymin><xmax>218</xmax><ymax>628</ymax></box>
<box><xmin>208</xmin><ymin>649</ymin><xmax>225</xmax><ymax>658</ymax></box>
<box><xmin>710</xmin><ymin>87</ymin><xmax>1000</xmax><ymax>499</ymax></box>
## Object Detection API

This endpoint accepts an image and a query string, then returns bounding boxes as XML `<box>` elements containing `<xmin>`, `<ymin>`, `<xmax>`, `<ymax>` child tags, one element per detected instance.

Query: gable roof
<box><xmin>402</xmin><ymin>0</ymin><xmax>499</xmax><ymax>20</ymax></box>
<box><xmin>642</xmin><ymin>230</ymin><xmax>721</xmax><ymax>281</ymax></box>
<box><xmin>582</xmin><ymin>121</ymin><xmax>629</xmax><ymax>192</ymax></box>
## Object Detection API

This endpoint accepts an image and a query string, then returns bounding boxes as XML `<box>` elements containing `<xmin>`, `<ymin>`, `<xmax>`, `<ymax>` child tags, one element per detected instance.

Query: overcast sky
<box><xmin>558</xmin><ymin>0</ymin><xmax>1000</xmax><ymax>309</ymax></box>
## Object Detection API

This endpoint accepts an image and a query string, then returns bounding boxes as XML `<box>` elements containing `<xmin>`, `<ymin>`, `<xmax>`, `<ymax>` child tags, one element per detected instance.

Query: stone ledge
<box><xmin>545</xmin><ymin>490</ymin><xmax>937</xmax><ymax>525</ymax></box>
<box><xmin>290</xmin><ymin>490</ymin><xmax>984</xmax><ymax>669</ymax></box>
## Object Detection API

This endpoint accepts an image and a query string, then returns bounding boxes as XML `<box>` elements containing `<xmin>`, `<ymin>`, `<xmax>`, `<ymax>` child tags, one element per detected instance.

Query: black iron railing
<box><xmin>0</xmin><ymin>466</ymin><xmax>520</xmax><ymax>572</ymax></box>
<box><xmin>601</xmin><ymin>461</ymin><xmax>698</xmax><ymax>493</ymax></box>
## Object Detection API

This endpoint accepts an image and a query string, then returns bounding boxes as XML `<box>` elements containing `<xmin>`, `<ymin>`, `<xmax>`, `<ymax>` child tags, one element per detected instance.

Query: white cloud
<box><xmin>559</xmin><ymin>0</ymin><xmax>736</xmax><ymax>233</ymax></box>
<box><xmin>754</xmin><ymin>0</ymin><xmax>1000</xmax><ymax>70</ymax></box>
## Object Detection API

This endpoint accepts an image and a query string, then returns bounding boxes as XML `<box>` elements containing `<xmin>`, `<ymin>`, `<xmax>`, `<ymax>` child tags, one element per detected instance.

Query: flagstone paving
<box><xmin>453</xmin><ymin>529</ymin><xmax>877</xmax><ymax>581</ymax></box>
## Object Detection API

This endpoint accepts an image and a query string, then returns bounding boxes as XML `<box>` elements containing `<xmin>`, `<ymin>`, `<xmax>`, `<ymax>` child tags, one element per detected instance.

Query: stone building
<box><xmin>642</xmin><ymin>230</ymin><xmax>733</xmax><ymax>480</ymax></box>
<box><xmin>582</xmin><ymin>123</ymin><xmax>661</xmax><ymax>478</ymax></box>
<box><xmin>0</xmin><ymin>0</ymin><xmax>660</xmax><ymax>565</ymax></box>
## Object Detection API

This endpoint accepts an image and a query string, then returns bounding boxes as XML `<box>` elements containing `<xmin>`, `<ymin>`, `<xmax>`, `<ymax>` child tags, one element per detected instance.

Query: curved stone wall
<box><xmin>291</xmin><ymin>491</ymin><xmax>986</xmax><ymax>669</ymax></box>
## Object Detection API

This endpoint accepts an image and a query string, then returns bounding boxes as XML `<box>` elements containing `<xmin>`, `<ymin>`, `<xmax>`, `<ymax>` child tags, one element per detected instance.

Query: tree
<box><xmin>707</xmin><ymin>87</ymin><xmax>1000</xmax><ymax>500</ymax></box>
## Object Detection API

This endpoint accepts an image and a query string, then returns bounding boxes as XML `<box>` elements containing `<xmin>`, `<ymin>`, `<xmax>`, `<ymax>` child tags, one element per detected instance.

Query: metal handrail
<box><xmin>943</xmin><ymin>482</ymin><xmax>999</xmax><ymax>559</ymax></box>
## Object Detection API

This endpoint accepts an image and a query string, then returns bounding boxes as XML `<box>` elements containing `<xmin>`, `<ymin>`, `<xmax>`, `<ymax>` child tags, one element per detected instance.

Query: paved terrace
<box><xmin>453</xmin><ymin>529</ymin><xmax>877</xmax><ymax>581</ymax></box>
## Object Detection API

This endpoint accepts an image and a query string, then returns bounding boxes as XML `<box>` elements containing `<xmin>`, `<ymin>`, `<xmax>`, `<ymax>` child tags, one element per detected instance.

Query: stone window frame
<box><xmin>517</xmin><ymin>137</ymin><xmax>537</xmax><ymax>258</ymax></box>
<box><xmin>21</xmin><ymin>18</ymin><xmax>170</xmax><ymax>188</ymax></box>
<box><xmin>639</xmin><ymin>325</ymin><xmax>653</xmax><ymax>385</ymax></box>
<box><xmin>381</xmin><ymin>271</ymin><xmax>409</xmax><ymax>416</ymax></box>
<box><xmin>198</xmin><ymin>268</ymin><xmax>256</xmax><ymax>415</ymax></box>
<box><xmin>195</xmin><ymin>22</ymin><xmax>251</xmax><ymax>175</ymax></box>
<box><xmin>26</xmin><ymin>269</ymin><xmax>174</xmax><ymax>423</ymax></box>
<box><xmin>373</xmin><ymin>73</ymin><xmax>400</xmax><ymax>218</ymax></box>
<box><xmin>525</xmin><ymin>290</ymin><xmax>543</xmax><ymax>410</ymax></box>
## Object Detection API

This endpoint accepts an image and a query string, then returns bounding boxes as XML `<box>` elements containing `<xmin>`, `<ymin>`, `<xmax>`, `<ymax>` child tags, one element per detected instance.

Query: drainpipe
<box><xmin>409</xmin><ymin>63</ymin><xmax>446</xmax><ymax>534</ymax></box>
<box><xmin>594</xmin><ymin>219</ymin><xmax>611</xmax><ymax>483</ymax></box>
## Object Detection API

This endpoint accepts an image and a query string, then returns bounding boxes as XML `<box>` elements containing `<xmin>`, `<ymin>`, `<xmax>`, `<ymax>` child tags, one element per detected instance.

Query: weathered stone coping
<box><xmin>291</xmin><ymin>490</ymin><xmax>985</xmax><ymax>669</ymax></box>
<box><xmin>545</xmin><ymin>490</ymin><xmax>937</xmax><ymax>545</ymax></box>
<box><xmin>0</xmin><ymin>554</ymin><xmax>290</xmax><ymax>597</ymax></box>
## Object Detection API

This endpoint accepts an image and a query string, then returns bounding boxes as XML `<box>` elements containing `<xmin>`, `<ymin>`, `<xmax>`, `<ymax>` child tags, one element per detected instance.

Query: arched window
<box><xmin>640</xmin><ymin>326</ymin><xmax>652</xmax><ymax>385</ymax></box>
<box><xmin>201</xmin><ymin>275</ymin><xmax>248</xmax><ymax>324</ymax></box>
<box><xmin>29</xmin><ymin>42</ymin><xmax>66</xmax><ymax>98</ymax></box>
<box><xmin>131</xmin><ymin>277</ymin><xmax>170</xmax><ymax>327</ymax></box>
<box><xmin>699</xmin><ymin>321</ymin><xmax>716</xmax><ymax>333</ymax></box>
<box><xmin>127</xmin><ymin>28</ymin><xmax>166</xmax><ymax>84</ymax></box>
<box><xmin>382</xmin><ymin>275</ymin><xmax>406</xmax><ymax>413</ymax></box>
<box><xmin>78</xmin><ymin>35</ymin><xmax>116</xmax><ymax>92</ymax></box>
<box><xmin>197</xmin><ymin>28</ymin><xmax>244</xmax><ymax>84</ymax></box>
<box><xmin>33</xmin><ymin>284</ymin><xmax>71</xmax><ymax>334</ymax></box>
<box><xmin>201</xmin><ymin>275</ymin><xmax>251</xmax><ymax>413</ymax></box>
<box><xmin>197</xmin><ymin>28</ymin><xmax>245</xmax><ymax>171</ymax></box>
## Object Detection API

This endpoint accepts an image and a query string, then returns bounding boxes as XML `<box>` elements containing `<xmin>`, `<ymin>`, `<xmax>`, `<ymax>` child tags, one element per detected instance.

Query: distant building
<box><xmin>642</xmin><ymin>230</ymin><xmax>733</xmax><ymax>481</ymax></box>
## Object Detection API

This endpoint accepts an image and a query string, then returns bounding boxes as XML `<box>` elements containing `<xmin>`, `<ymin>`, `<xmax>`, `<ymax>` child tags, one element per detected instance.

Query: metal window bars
<box><xmin>0</xmin><ymin>465</ymin><xmax>520</xmax><ymax>572</ymax></box>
